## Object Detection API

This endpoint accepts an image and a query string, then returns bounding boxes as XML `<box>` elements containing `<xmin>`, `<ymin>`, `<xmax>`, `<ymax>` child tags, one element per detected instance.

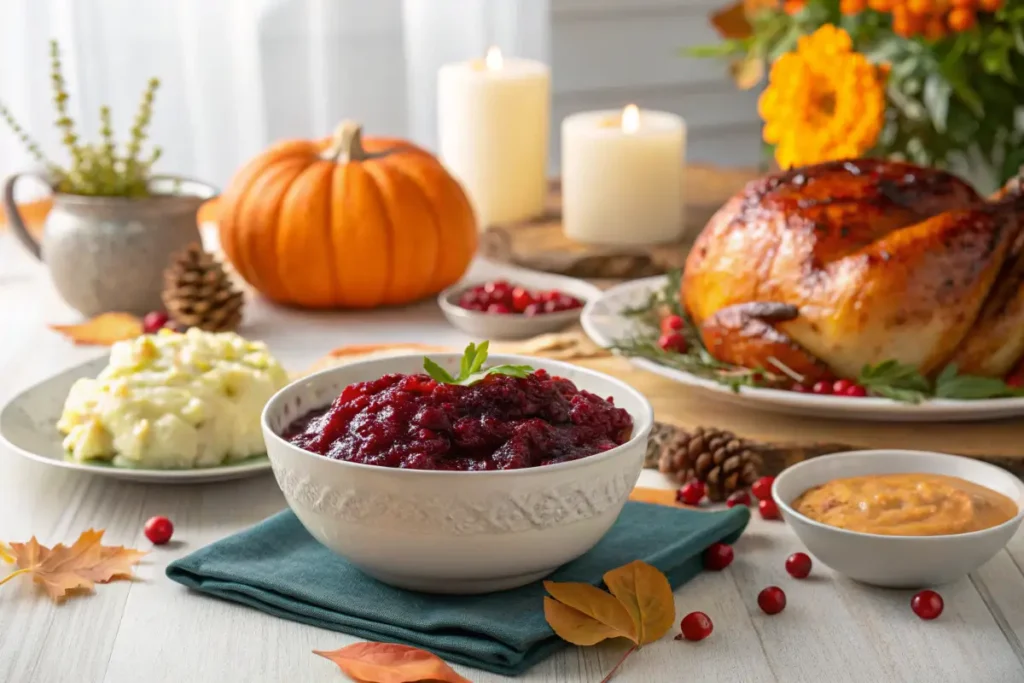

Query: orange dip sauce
<box><xmin>791</xmin><ymin>473</ymin><xmax>1018</xmax><ymax>536</ymax></box>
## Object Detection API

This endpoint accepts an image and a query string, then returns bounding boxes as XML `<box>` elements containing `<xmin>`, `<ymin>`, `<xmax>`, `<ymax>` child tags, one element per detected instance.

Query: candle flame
<box><xmin>485</xmin><ymin>46</ymin><xmax>503</xmax><ymax>70</ymax></box>
<box><xmin>621</xmin><ymin>104</ymin><xmax>640</xmax><ymax>134</ymax></box>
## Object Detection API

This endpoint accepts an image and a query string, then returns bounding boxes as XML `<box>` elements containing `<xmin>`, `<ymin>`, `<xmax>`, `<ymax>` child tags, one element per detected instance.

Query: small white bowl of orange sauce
<box><xmin>773</xmin><ymin>450</ymin><xmax>1024</xmax><ymax>588</ymax></box>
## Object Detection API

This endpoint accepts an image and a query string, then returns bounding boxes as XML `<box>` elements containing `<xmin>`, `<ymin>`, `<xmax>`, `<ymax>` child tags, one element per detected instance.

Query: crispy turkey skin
<box><xmin>683</xmin><ymin>159</ymin><xmax>1024</xmax><ymax>380</ymax></box>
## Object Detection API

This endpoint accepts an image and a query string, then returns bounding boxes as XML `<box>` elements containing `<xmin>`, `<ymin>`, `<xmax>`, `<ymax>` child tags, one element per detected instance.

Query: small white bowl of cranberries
<box><xmin>439</xmin><ymin>272</ymin><xmax>603</xmax><ymax>340</ymax></box>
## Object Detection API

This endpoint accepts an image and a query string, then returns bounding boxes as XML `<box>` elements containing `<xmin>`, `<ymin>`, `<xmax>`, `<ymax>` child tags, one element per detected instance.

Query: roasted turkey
<box><xmin>683</xmin><ymin>159</ymin><xmax>1024</xmax><ymax>383</ymax></box>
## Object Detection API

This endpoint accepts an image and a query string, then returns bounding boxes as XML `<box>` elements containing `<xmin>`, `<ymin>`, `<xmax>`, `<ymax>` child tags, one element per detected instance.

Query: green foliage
<box><xmin>423</xmin><ymin>342</ymin><xmax>534</xmax><ymax>386</ymax></box>
<box><xmin>691</xmin><ymin>1</ymin><xmax>1024</xmax><ymax>186</ymax></box>
<box><xmin>0</xmin><ymin>40</ymin><xmax>162</xmax><ymax>197</ymax></box>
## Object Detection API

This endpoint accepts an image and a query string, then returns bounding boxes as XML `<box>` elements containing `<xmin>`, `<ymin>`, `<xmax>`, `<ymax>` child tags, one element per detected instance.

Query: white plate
<box><xmin>0</xmin><ymin>357</ymin><xmax>271</xmax><ymax>484</ymax></box>
<box><xmin>581</xmin><ymin>276</ymin><xmax>1024</xmax><ymax>422</ymax></box>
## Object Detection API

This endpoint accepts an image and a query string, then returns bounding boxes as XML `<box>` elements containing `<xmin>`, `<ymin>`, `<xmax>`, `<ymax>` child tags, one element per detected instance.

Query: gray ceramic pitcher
<box><xmin>3</xmin><ymin>174</ymin><xmax>218</xmax><ymax>317</ymax></box>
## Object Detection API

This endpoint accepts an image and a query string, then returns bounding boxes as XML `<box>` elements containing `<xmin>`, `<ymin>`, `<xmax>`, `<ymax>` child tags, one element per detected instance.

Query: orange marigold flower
<box><xmin>758</xmin><ymin>25</ymin><xmax>888</xmax><ymax>169</ymax></box>
<box><xmin>948</xmin><ymin>7</ymin><xmax>977</xmax><ymax>29</ymax></box>
<box><xmin>783</xmin><ymin>0</ymin><xmax>807</xmax><ymax>13</ymax></box>
<box><xmin>841</xmin><ymin>0</ymin><xmax>868</xmax><ymax>14</ymax></box>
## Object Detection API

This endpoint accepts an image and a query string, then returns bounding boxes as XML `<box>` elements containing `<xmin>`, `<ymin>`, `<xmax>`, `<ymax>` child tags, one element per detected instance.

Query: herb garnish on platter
<box><xmin>611</xmin><ymin>271</ymin><xmax>1024</xmax><ymax>403</ymax></box>
<box><xmin>423</xmin><ymin>342</ymin><xmax>534</xmax><ymax>386</ymax></box>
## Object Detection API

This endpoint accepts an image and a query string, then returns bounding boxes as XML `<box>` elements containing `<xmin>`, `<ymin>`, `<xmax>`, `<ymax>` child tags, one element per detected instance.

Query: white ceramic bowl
<box><xmin>262</xmin><ymin>352</ymin><xmax>653</xmax><ymax>594</ymax></box>
<box><xmin>773</xmin><ymin>450</ymin><xmax>1024</xmax><ymax>588</ymax></box>
<box><xmin>438</xmin><ymin>271</ymin><xmax>603</xmax><ymax>340</ymax></box>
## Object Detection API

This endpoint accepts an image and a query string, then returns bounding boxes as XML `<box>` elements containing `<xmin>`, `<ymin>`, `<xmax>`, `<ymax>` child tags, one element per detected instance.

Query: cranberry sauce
<box><xmin>283</xmin><ymin>369</ymin><xmax>633</xmax><ymax>470</ymax></box>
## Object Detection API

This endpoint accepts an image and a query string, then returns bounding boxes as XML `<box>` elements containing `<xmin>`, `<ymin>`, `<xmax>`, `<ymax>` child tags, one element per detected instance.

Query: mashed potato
<box><xmin>57</xmin><ymin>328</ymin><xmax>288</xmax><ymax>469</ymax></box>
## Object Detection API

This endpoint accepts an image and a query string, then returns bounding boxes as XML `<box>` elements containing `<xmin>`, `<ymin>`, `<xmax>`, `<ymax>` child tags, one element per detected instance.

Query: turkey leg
<box><xmin>700</xmin><ymin>302</ymin><xmax>833</xmax><ymax>384</ymax></box>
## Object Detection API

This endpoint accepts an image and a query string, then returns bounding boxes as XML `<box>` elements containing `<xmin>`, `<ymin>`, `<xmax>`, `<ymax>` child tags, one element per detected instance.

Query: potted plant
<box><xmin>1</xmin><ymin>41</ymin><xmax>217</xmax><ymax>316</ymax></box>
<box><xmin>689</xmin><ymin>0</ymin><xmax>1024</xmax><ymax>191</ymax></box>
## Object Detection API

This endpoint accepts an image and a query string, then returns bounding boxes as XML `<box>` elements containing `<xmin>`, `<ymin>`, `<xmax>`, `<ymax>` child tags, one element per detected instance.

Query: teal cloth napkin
<box><xmin>166</xmin><ymin>501</ymin><xmax>749</xmax><ymax>677</ymax></box>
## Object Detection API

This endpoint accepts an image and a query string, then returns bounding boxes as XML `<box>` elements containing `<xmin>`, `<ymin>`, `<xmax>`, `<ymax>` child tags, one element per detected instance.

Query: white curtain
<box><xmin>0</xmin><ymin>0</ymin><xmax>549</xmax><ymax>201</ymax></box>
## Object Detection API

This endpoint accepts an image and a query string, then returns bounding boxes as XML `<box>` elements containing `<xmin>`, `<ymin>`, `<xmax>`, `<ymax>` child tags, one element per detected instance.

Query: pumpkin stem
<box><xmin>324</xmin><ymin>121</ymin><xmax>368</xmax><ymax>163</ymax></box>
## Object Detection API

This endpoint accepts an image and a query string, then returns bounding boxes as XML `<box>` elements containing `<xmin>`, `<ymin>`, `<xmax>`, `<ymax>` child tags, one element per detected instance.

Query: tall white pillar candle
<box><xmin>438</xmin><ymin>47</ymin><xmax>550</xmax><ymax>228</ymax></box>
<box><xmin>562</xmin><ymin>105</ymin><xmax>686</xmax><ymax>245</ymax></box>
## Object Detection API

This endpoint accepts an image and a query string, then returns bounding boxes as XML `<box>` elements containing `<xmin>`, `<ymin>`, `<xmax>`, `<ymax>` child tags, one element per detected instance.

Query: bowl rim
<box><xmin>261</xmin><ymin>351</ymin><xmax>655</xmax><ymax>478</ymax></box>
<box><xmin>772</xmin><ymin>449</ymin><xmax>1024</xmax><ymax>541</ymax></box>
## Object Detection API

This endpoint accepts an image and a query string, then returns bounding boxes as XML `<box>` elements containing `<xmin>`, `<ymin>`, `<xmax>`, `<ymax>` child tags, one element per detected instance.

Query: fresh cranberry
<box><xmin>790</xmin><ymin>383</ymin><xmax>808</xmax><ymax>393</ymax></box>
<box><xmin>703</xmin><ymin>542</ymin><xmax>734</xmax><ymax>571</ymax></box>
<box><xmin>758</xmin><ymin>586</ymin><xmax>786</xmax><ymax>615</ymax></box>
<box><xmin>832</xmin><ymin>379</ymin><xmax>854</xmax><ymax>394</ymax></box>
<box><xmin>487</xmin><ymin>303</ymin><xmax>511</xmax><ymax>314</ymax></box>
<box><xmin>811</xmin><ymin>381</ymin><xmax>833</xmax><ymax>395</ymax></box>
<box><xmin>658</xmin><ymin>332</ymin><xmax>687</xmax><ymax>353</ymax></box>
<box><xmin>843</xmin><ymin>384</ymin><xmax>868</xmax><ymax>397</ymax></box>
<box><xmin>144</xmin><ymin>516</ymin><xmax>174</xmax><ymax>545</ymax></box>
<box><xmin>523</xmin><ymin>303</ymin><xmax>542</xmax><ymax>316</ymax></box>
<box><xmin>660</xmin><ymin>315</ymin><xmax>685</xmax><ymax>334</ymax></box>
<box><xmin>758</xmin><ymin>498</ymin><xmax>781</xmax><ymax>520</ymax></box>
<box><xmin>751</xmin><ymin>476</ymin><xmax>774</xmax><ymax>501</ymax></box>
<box><xmin>677</xmin><ymin>479</ymin><xmax>705</xmax><ymax>506</ymax></box>
<box><xmin>911</xmin><ymin>590</ymin><xmax>944</xmax><ymax>620</ymax></box>
<box><xmin>726</xmin><ymin>490</ymin><xmax>751</xmax><ymax>508</ymax></box>
<box><xmin>484</xmin><ymin>280</ymin><xmax>510</xmax><ymax>294</ymax></box>
<box><xmin>142</xmin><ymin>311</ymin><xmax>170</xmax><ymax>334</ymax></box>
<box><xmin>538</xmin><ymin>290</ymin><xmax>560</xmax><ymax>303</ymax></box>
<box><xmin>785</xmin><ymin>552</ymin><xmax>812</xmax><ymax>578</ymax></box>
<box><xmin>678</xmin><ymin>612</ymin><xmax>713</xmax><ymax>641</ymax></box>
<box><xmin>511</xmin><ymin>287</ymin><xmax>534</xmax><ymax>312</ymax></box>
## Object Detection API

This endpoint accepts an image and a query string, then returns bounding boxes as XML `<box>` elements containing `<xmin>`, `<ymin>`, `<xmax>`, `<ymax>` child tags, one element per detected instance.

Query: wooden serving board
<box><xmin>570</xmin><ymin>353</ymin><xmax>1024</xmax><ymax>476</ymax></box>
<box><xmin>479</xmin><ymin>164</ymin><xmax>760</xmax><ymax>279</ymax></box>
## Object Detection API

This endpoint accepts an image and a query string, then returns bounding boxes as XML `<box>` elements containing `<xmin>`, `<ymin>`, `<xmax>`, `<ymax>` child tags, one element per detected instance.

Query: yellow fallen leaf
<box><xmin>629</xmin><ymin>487</ymin><xmax>683</xmax><ymax>507</ymax></box>
<box><xmin>0</xmin><ymin>542</ymin><xmax>13</xmax><ymax>564</ymax></box>
<box><xmin>50</xmin><ymin>312</ymin><xmax>143</xmax><ymax>346</ymax></box>
<box><xmin>730</xmin><ymin>54</ymin><xmax>766</xmax><ymax>90</ymax></box>
<box><xmin>603</xmin><ymin>561</ymin><xmax>676</xmax><ymax>646</ymax></box>
<box><xmin>0</xmin><ymin>529</ymin><xmax>146</xmax><ymax>601</ymax></box>
<box><xmin>314</xmin><ymin>642</ymin><xmax>471</xmax><ymax>683</ymax></box>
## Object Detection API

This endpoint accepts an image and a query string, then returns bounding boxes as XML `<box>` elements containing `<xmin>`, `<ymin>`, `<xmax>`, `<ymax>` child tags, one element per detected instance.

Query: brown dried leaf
<box><xmin>543</xmin><ymin>580</ymin><xmax>637</xmax><ymax>646</ymax></box>
<box><xmin>711</xmin><ymin>2</ymin><xmax>752</xmax><ymax>39</ymax></box>
<box><xmin>50</xmin><ymin>312</ymin><xmax>143</xmax><ymax>346</ymax></box>
<box><xmin>603</xmin><ymin>561</ymin><xmax>676</xmax><ymax>645</ymax></box>
<box><xmin>313</xmin><ymin>642</ymin><xmax>471</xmax><ymax>683</ymax></box>
<box><xmin>0</xmin><ymin>529</ymin><xmax>146</xmax><ymax>601</ymax></box>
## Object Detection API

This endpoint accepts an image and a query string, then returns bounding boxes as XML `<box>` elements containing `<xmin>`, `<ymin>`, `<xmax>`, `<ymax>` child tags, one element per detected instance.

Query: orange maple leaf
<box><xmin>49</xmin><ymin>312</ymin><xmax>143</xmax><ymax>346</ymax></box>
<box><xmin>314</xmin><ymin>642</ymin><xmax>472</xmax><ymax>683</ymax></box>
<box><xmin>0</xmin><ymin>529</ymin><xmax>146</xmax><ymax>601</ymax></box>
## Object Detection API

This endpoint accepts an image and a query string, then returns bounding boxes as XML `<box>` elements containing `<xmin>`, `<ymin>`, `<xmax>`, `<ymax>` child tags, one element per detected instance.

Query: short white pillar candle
<box><xmin>437</xmin><ymin>47</ymin><xmax>550</xmax><ymax>229</ymax></box>
<box><xmin>562</xmin><ymin>105</ymin><xmax>686</xmax><ymax>245</ymax></box>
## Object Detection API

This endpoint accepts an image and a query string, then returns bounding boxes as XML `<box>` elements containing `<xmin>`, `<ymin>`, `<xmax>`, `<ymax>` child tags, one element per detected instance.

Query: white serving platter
<box><xmin>0</xmin><ymin>356</ymin><xmax>271</xmax><ymax>484</ymax></box>
<box><xmin>580</xmin><ymin>276</ymin><xmax>1024</xmax><ymax>422</ymax></box>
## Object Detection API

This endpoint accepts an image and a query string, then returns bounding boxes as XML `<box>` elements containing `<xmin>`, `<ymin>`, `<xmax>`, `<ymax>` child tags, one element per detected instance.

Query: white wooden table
<box><xmin>3</xmin><ymin>232</ymin><xmax>1024</xmax><ymax>683</ymax></box>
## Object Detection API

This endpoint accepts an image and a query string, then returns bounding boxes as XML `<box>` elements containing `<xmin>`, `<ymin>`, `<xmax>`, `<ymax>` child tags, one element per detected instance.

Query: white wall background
<box><xmin>0</xmin><ymin>0</ymin><xmax>759</xmax><ymax>198</ymax></box>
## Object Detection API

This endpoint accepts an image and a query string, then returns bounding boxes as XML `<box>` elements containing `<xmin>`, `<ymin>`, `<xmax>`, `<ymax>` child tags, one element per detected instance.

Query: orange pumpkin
<box><xmin>217</xmin><ymin>121</ymin><xmax>477</xmax><ymax>308</ymax></box>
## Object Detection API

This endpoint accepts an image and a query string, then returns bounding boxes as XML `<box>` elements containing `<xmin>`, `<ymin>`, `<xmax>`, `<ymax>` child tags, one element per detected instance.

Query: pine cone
<box><xmin>644</xmin><ymin>421</ymin><xmax>677</xmax><ymax>468</ymax></box>
<box><xmin>162</xmin><ymin>244</ymin><xmax>244</xmax><ymax>332</ymax></box>
<box><xmin>657</xmin><ymin>427</ymin><xmax>763</xmax><ymax>501</ymax></box>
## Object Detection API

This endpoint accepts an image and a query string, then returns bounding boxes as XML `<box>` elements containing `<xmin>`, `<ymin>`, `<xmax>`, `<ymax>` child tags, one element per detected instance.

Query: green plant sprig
<box><xmin>423</xmin><ymin>342</ymin><xmax>535</xmax><ymax>386</ymax></box>
<box><xmin>0</xmin><ymin>40</ymin><xmax>163</xmax><ymax>197</ymax></box>
<box><xmin>611</xmin><ymin>270</ymin><xmax>1024</xmax><ymax>402</ymax></box>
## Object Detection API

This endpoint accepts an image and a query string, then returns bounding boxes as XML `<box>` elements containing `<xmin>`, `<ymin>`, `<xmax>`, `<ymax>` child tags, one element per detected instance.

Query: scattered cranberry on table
<box><xmin>785</xmin><ymin>552</ymin><xmax>813</xmax><ymax>579</ymax></box>
<box><xmin>144</xmin><ymin>515</ymin><xmax>174</xmax><ymax>545</ymax></box>
<box><xmin>758</xmin><ymin>498</ymin><xmax>781</xmax><ymax>520</ymax></box>
<box><xmin>757</xmin><ymin>586</ymin><xmax>787</xmax><ymax>615</ymax></box>
<box><xmin>677</xmin><ymin>611</ymin><xmax>714</xmax><ymax>641</ymax></box>
<box><xmin>751</xmin><ymin>476</ymin><xmax>774</xmax><ymax>501</ymax></box>
<box><xmin>658</xmin><ymin>332</ymin><xmax>687</xmax><ymax>353</ymax></box>
<box><xmin>911</xmin><ymin>590</ymin><xmax>944</xmax><ymax>620</ymax></box>
<box><xmin>703</xmin><ymin>542</ymin><xmax>734</xmax><ymax>571</ymax></box>
<box><xmin>790</xmin><ymin>383</ymin><xmax>808</xmax><ymax>393</ymax></box>
<box><xmin>142</xmin><ymin>311</ymin><xmax>170</xmax><ymax>334</ymax></box>
<box><xmin>726</xmin><ymin>490</ymin><xmax>751</xmax><ymax>508</ymax></box>
<box><xmin>457</xmin><ymin>281</ymin><xmax>583</xmax><ymax>315</ymax></box>
<box><xmin>677</xmin><ymin>479</ymin><xmax>706</xmax><ymax>506</ymax></box>
<box><xmin>660</xmin><ymin>314</ymin><xmax>685</xmax><ymax>335</ymax></box>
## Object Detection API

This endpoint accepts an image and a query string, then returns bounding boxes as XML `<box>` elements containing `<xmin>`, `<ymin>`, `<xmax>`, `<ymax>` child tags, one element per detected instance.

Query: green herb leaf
<box><xmin>425</xmin><ymin>343</ymin><xmax>535</xmax><ymax>386</ymax></box>
<box><xmin>857</xmin><ymin>359</ymin><xmax>930</xmax><ymax>403</ymax></box>
<box><xmin>934</xmin><ymin>365</ymin><xmax>1021</xmax><ymax>399</ymax></box>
